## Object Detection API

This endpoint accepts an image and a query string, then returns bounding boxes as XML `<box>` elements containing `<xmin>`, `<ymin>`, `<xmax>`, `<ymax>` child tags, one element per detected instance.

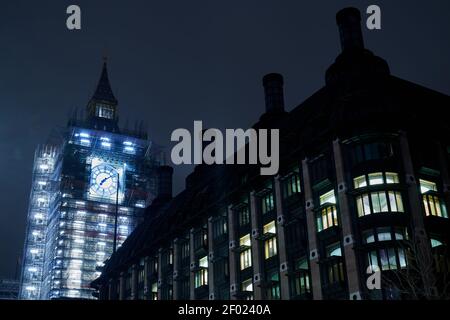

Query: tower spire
<box><xmin>85</xmin><ymin>59</ymin><xmax>120</xmax><ymax>132</ymax></box>
<box><xmin>91</xmin><ymin>59</ymin><xmax>118</xmax><ymax>105</ymax></box>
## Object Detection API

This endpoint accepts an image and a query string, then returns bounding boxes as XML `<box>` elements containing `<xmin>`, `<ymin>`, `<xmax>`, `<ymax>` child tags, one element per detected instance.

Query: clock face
<box><xmin>90</xmin><ymin>163</ymin><xmax>119</xmax><ymax>198</ymax></box>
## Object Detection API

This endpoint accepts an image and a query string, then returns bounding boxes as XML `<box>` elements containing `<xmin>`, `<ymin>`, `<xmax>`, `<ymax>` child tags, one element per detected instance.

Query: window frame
<box><xmin>356</xmin><ymin>190</ymin><xmax>404</xmax><ymax>217</ymax></box>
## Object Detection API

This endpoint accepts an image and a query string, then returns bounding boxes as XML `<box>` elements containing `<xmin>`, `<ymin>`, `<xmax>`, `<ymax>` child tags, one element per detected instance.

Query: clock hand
<box><xmin>100</xmin><ymin>175</ymin><xmax>113</xmax><ymax>186</ymax></box>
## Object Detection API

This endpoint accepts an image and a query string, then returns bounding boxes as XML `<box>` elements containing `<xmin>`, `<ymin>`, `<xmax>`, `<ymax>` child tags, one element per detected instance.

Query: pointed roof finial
<box><xmin>91</xmin><ymin>58</ymin><xmax>118</xmax><ymax>104</ymax></box>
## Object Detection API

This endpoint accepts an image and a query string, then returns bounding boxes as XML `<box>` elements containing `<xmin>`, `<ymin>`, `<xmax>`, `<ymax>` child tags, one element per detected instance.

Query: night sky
<box><xmin>0</xmin><ymin>0</ymin><xmax>449</xmax><ymax>279</ymax></box>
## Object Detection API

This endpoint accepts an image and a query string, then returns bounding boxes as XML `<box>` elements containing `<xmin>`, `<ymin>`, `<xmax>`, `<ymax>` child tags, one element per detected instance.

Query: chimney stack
<box><xmin>336</xmin><ymin>7</ymin><xmax>364</xmax><ymax>52</ymax></box>
<box><xmin>157</xmin><ymin>165</ymin><xmax>173</xmax><ymax>199</ymax></box>
<box><xmin>262</xmin><ymin>73</ymin><xmax>285</xmax><ymax>113</ymax></box>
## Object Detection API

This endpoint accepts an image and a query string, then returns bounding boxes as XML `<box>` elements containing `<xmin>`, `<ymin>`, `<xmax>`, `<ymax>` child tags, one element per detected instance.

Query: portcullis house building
<box><xmin>92</xmin><ymin>8</ymin><xmax>450</xmax><ymax>300</ymax></box>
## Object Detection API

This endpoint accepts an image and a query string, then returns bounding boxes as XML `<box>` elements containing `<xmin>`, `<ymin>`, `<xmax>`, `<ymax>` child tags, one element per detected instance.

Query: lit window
<box><xmin>354</xmin><ymin>172</ymin><xmax>400</xmax><ymax>189</ymax></box>
<box><xmin>264</xmin><ymin>237</ymin><xmax>277</xmax><ymax>259</ymax></box>
<box><xmin>320</xmin><ymin>190</ymin><xmax>336</xmax><ymax>205</ymax></box>
<box><xmin>241</xmin><ymin>279</ymin><xmax>253</xmax><ymax>293</ymax></box>
<box><xmin>199</xmin><ymin>256</ymin><xmax>208</xmax><ymax>268</ymax></box>
<box><xmin>388</xmin><ymin>191</ymin><xmax>404</xmax><ymax>212</ymax></box>
<box><xmin>394</xmin><ymin>227</ymin><xmax>407</xmax><ymax>240</ymax></box>
<box><xmin>135</xmin><ymin>201</ymin><xmax>145</xmax><ymax>208</ymax></box>
<box><xmin>317</xmin><ymin>204</ymin><xmax>338</xmax><ymax>231</ymax></box>
<box><xmin>353</xmin><ymin>175</ymin><xmax>367</xmax><ymax>188</ymax></box>
<box><xmin>317</xmin><ymin>190</ymin><xmax>339</xmax><ymax>232</ymax></box>
<box><xmin>422</xmin><ymin>194</ymin><xmax>447</xmax><ymax>218</ymax></box>
<box><xmin>326</xmin><ymin>243</ymin><xmax>342</xmax><ymax>257</ymax></box>
<box><xmin>385</xmin><ymin>172</ymin><xmax>399</xmax><ymax>184</ymax></box>
<box><xmin>369</xmin><ymin>248</ymin><xmax>406</xmax><ymax>271</ymax></box>
<box><xmin>263</xmin><ymin>221</ymin><xmax>276</xmax><ymax>235</ymax></box>
<box><xmin>376</xmin><ymin>227</ymin><xmax>392</xmax><ymax>241</ymax></box>
<box><xmin>398</xmin><ymin>249</ymin><xmax>407</xmax><ymax>268</ymax></box>
<box><xmin>80</xmin><ymin>138</ymin><xmax>91</xmax><ymax>146</ymax></box>
<box><xmin>124</xmin><ymin>146</ymin><xmax>136</xmax><ymax>154</ymax></box>
<box><xmin>356</xmin><ymin>191</ymin><xmax>404</xmax><ymax>217</ymax></box>
<box><xmin>240</xmin><ymin>236</ymin><xmax>252</xmax><ymax>271</ymax></box>
<box><xmin>101</xmin><ymin>141</ymin><xmax>112</xmax><ymax>149</ymax></box>
<box><xmin>195</xmin><ymin>257</ymin><xmax>208</xmax><ymax>288</ymax></box>
<box><xmin>96</xmin><ymin>104</ymin><xmax>114</xmax><ymax>119</ymax></box>
<box><xmin>365</xmin><ymin>226</ymin><xmax>408</xmax><ymax>243</ymax></box>
<box><xmin>368</xmin><ymin>172</ymin><xmax>384</xmax><ymax>185</ymax></box>
<box><xmin>365</xmin><ymin>227</ymin><xmax>408</xmax><ymax>271</ymax></box>
<box><xmin>420</xmin><ymin>179</ymin><xmax>437</xmax><ymax>193</ymax></box>
<box><xmin>371</xmin><ymin>192</ymin><xmax>388</xmax><ymax>213</ymax></box>
<box><xmin>151</xmin><ymin>283</ymin><xmax>158</xmax><ymax>300</ymax></box>
<box><xmin>119</xmin><ymin>225</ymin><xmax>128</xmax><ymax>235</ymax></box>
<box><xmin>420</xmin><ymin>179</ymin><xmax>448</xmax><ymax>218</ymax></box>
<box><xmin>356</xmin><ymin>194</ymin><xmax>371</xmax><ymax>216</ymax></box>
<box><xmin>363</xmin><ymin>230</ymin><xmax>375</xmax><ymax>244</ymax></box>
<box><xmin>431</xmin><ymin>238</ymin><xmax>444</xmax><ymax>248</ymax></box>
<box><xmin>240</xmin><ymin>234</ymin><xmax>251</xmax><ymax>247</ymax></box>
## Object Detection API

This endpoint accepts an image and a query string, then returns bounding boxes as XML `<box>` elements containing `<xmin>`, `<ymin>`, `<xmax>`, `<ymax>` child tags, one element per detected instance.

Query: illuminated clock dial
<box><xmin>90</xmin><ymin>163</ymin><xmax>119</xmax><ymax>198</ymax></box>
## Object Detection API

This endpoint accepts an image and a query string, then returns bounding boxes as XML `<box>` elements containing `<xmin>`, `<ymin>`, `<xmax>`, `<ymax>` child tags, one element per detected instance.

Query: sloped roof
<box><xmin>90</xmin><ymin>62</ymin><xmax>118</xmax><ymax>105</ymax></box>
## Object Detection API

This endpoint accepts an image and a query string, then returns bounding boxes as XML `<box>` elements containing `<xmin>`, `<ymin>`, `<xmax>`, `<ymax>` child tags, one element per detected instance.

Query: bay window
<box><xmin>317</xmin><ymin>190</ymin><xmax>338</xmax><ymax>231</ymax></box>
<box><xmin>356</xmin><ymin>190</ymin><xmax>404</xmax><ymax>216</ymax></box>
<box><xmin>363</xmin><ymin>227</ymin><xmax>408</xmax><ymax>244</ymax></box>
<box><xmin>195</xmin><ymin>256</ymin><xmax>208</xmax><ymax>288</ymax></box>
<box><xmin>239</xmin><ymin>234</ymin><xmax>252</xmax><ymax>270</ymax></box>
<box><xmin>263</xmin><ymin>221</ymin><xmax>277</xmax><ymax>259</ymax></box>
<box><xmin>151</xmin><ymin>282</ymin><xmax>158</xmax><ymax>300</ymax></box>
<box><xmin>368</xmin><ymin>247</ymin><xmax>407</xmax><ymax>271</ymax></box>
<box><xmin>241</xmin><ymin>278</ymin><xmax>254</xmax><ymax>300</ymax></box>
<box><xmin>354</xmin><ymin>172</ymin><xmax>405</xmax><ymax>217</ymax></box>
<box><xmin>420</xmin><ymin>179</ymin><xmax>448</xmax><ymax>218</ymax></box>
<box><xmin>363</xmin><ymin>226</ymin><xmax>408</xmax><ymax>271</ymax></box>
<box><xmin>353</xmin><ymin>172</ymin><xmax>399</xmax><ymax>189</ymax></box>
